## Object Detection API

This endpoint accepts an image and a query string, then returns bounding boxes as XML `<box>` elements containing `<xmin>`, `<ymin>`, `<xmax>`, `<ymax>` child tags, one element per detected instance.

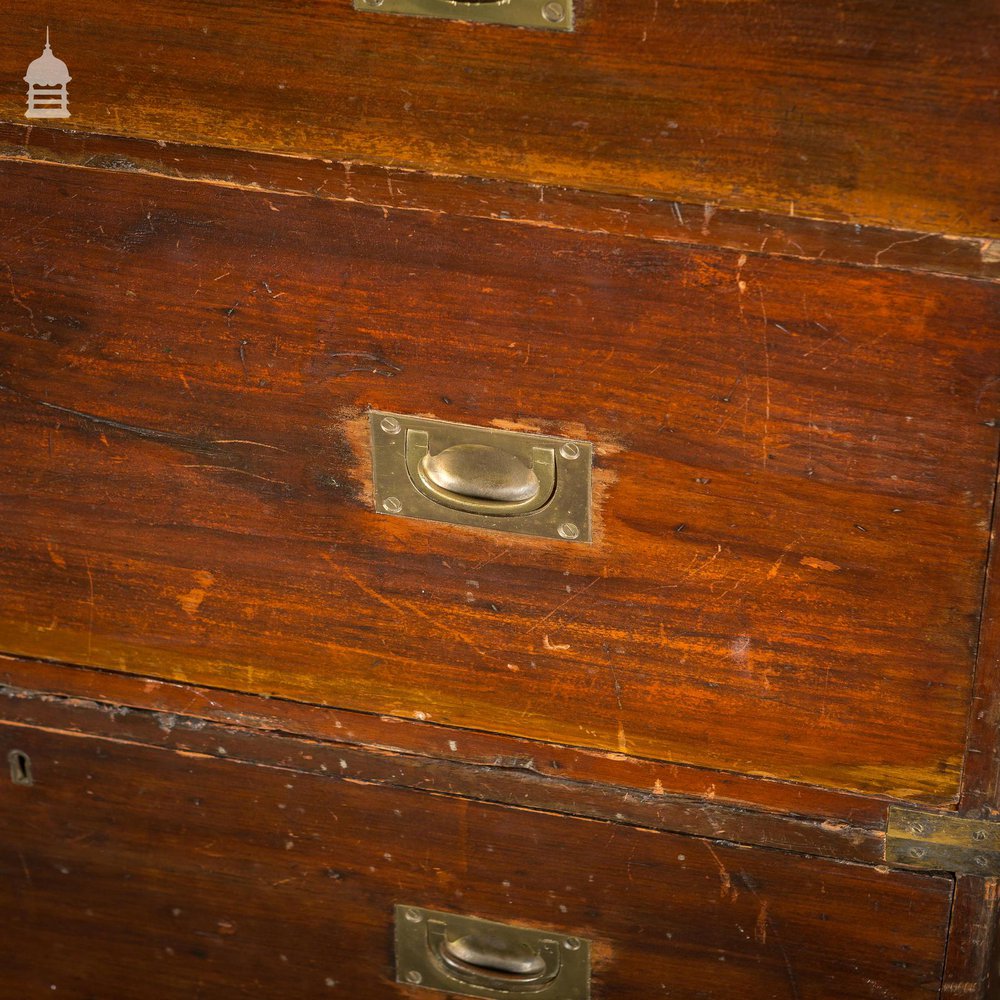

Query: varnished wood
<box><xmin>0</xmin><ymin>665</ymin><xmax>890</xmax><ymax>866</ymax></box>
<box><xmin>0</xmin><ymin>0</ymin><xmax>997</xmax><ymax>235</ymax></box>
<box><xmin>1</xmin><ymin>122</ymin><xmax>998</xmax><ymax>283</ymax></box>
<box><xmin>1</xmin><ymin>0</ymin><xmax>998</xmax><ymax>985</ymax></box>
<box><xmin>0</xmin><ymin>653</ymin><xmax>895</xmax><ymax>827</ymax></box>
<box><xmin>962</xmin><ymin>455</ymin><xmax>1000</xmax><ymax>815</ymax></box>
<box><xmin>943</xmin><ymin>877</ymin><xmax>1000</xmax><ymax>998</ymax></box>
<box><xmin>0</xmin><ymin>721</ymin><xmax>955</xmax><ymax>999</ymax></box>
<box><xmin>1</xmin><ymin>158</ymin><xmax>997</xmax><ymax>801</ymax></box>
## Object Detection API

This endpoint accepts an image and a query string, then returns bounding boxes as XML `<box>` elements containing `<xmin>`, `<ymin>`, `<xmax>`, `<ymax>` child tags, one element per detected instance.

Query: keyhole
<box><xmin>8</xmin><ymin>749</ymin><xmax>33</xmax><ymax>786</ymax></box>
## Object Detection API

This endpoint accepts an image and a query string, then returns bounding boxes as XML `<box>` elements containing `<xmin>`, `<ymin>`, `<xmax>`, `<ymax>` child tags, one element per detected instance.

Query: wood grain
<box><xmin>2</xmin><ymin>122</ymin><xmax>998</xmax><ymax>282</ymax></box>
<box><xmin>943</xmin><ymin>877</ymin><xmax>1000</xmax><ymax>998</ymax></box>
<box><xmin>0</xmin><ymin>722</ymin><xmax>954</xmax><ymax>999</ymax></box>
<box><xmin>0</xmin><ymin>158</ymin><xmax>998</xmax><ymax>801</ymax></box>
<box><xmin>0</xmin><ymin>668</ymin><xmax>891</xmax><ymax>867</ymax></box>
<box><xmin>0</xmin><ymin>0</ymin><xmax>997</xmax><ymax>236</ymax></box>
<box><xmin>961</xmin><ymin>451</ymin><xmax>1000</xmax><ymax>815</ymax></box>
<box><xmin>0</xmin><ymin>653</ymin><xmax>897</xmax><ymax>828</ymax></box>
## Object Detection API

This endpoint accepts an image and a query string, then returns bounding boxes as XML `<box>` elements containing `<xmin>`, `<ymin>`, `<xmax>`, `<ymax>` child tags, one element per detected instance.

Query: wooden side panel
<box><xmin>961</xmin><ymin>455</ymin><xmax>1000</xmax><ymax>815</ymax></box>
<box><xmin>0</xmin><ymin>723</ymin><xmax>955</xmax><ymax>999</ymax></box>
<box><xmin>0</xmin><ymin>160</ymin><xmax>998</xmax><ymax>801</ymax></box>
<box><xmin>943</xmin><ymin>877</ymin><xmax>999</xmax><ymax>998</ymax></box>
<box><xmin>0</xmin><ymin>0</ymin><xmax>998</xmax><ymax>235</ymax></box>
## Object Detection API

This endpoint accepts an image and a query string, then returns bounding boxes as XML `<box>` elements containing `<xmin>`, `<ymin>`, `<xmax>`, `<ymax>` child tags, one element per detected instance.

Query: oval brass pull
<box><xmin>406</xmin><ymin>429</ymin><xmax>556</xmax><ymax>517</ymax></box>
<box><xmin>428</xmin><ymin>920</ymin><xmax>561</xmax><ymax>993</ymax></box>
<box><xmin>441</xmin><ymin>932</ymin><xmax>548</xmax><ymax>978</ymax></box>
<box><xmin>421</xmin><ymin>445</ymin><xmax>540</xmax><ymax>503</ymax></box>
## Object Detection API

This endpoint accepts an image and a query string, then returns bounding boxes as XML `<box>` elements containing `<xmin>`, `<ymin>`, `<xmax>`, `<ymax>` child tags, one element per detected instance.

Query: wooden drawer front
<box><xmin>1</xmin><ymin>724</ymin><xmax>953</xmax><ymax>999</ymax></box>
<box><xmin>0</xmin><ymin>1</ymin><xmax>998</xmax><ymax>237</ymax></box>
<box><xmin>1</xmin><ymin>160</ymin><xmax>998</xmax><ymax>802</ymax></box>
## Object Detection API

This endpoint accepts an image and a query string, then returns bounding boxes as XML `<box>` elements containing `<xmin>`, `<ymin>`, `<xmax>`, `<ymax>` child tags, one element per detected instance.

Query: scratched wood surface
<box><xmin>944</xmin><ymin>877</ymin><xmax>1000</xmax><ymax>998</ymax></box>
<box><xmin>2</xmin><ymin>122</ymin><xmax>999</xmax><ymax>283</ymax></box>
<box><xmin>962</xmin><ymin>458</ymin><xmax>1000</xmax><ymax>816</ymax></box>
<box><xmin>0</xmin><ymin>0</ymin><xmax>998</xmax><ymax>237</ymax></box>
<box><xmin>0</xmin><ymin>669</ymin><xmax>892</xmax><ymax>867</ymax></box>
<box><xmin>0</xmin><ymin>654</ymin><xmax>898</xmax><ymax>830</ymax></box>
<box><xmin>0</xmin><ymin>159</ymin><xmax>998</xmax><ymax>802</ymax></box>
<box><xmin>0</xmin><ymin>722</ymin><xmax>955</xmax><ymax>999</ymax></box>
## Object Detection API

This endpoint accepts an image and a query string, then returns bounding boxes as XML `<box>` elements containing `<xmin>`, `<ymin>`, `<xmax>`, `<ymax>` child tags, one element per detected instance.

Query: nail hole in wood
<box><xmin>8</xmin><ymin>749</ymin><xmax>33</xmax><ymax>786</ymax></box>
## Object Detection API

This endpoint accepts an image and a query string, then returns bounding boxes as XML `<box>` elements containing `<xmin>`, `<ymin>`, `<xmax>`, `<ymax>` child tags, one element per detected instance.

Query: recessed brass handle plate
<box><xmin>370</xmin><ymin>411</ymin><xmax>592</xmax><ymax>542</ymax></box>
<box><xmin>354</xmin><ymin>0</ymin><xmax>574</xmax><ymax>32</ymax></box>
<box><xmin>395</xmin><ymin>905</ymin><xmax>590</xmax><ymax>999</ymax></box>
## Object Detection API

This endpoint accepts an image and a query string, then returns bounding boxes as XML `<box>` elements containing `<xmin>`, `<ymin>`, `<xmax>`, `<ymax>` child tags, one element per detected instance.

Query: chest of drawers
<box><xmin>1</xmin><ymin>2</ymin><xmax>999</xmax><ymax>997</ymax></box>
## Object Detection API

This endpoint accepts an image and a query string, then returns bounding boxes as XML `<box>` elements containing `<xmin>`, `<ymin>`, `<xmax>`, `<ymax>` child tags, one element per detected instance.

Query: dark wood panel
<box><xmin>0</xmin><ymin>670</ymin><xmax>891</xmax><ymax>867</ymax></box>
<box><xmin>2</xmin><ymin>123</ymin><xmax>999</xmax><ymax>282</ymax></box>
<box><xmin>0</xmin><ymin>159</ymin><xmax>998</xmax><ymax>801</ymax></box>
<box><xmin>0</xmin><ymin>654</ymin><xmax>897</xmax><ymax>828</ymax></box>
<box><xmin>943</xmin><ymin>876</ymin><xmax>1000</xmax><ymax>998</ymax></box>
<box><xmin>962</xmin><ymin>452</ymin><xmax>1000</xmax><ymax>814</ymax></box>
<box><xmin>0</xmin><ymin>723</ymin><xmax>954</xmax><ymax>999</ymax></box>
<box><xmin>0</xmin><ymin>0</ymin><xmax>997</xmax><ymax>235</ymax></box>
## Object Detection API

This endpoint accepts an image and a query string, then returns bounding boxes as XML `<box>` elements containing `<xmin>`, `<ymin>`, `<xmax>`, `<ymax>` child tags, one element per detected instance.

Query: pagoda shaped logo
<box><xmin>24</xmin><ymin>28</ymin><xmax>71</xmax><ymax>119</ymax></box>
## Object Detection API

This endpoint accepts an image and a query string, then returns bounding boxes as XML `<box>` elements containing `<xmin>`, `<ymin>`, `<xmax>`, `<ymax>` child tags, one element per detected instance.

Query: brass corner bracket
<box><xmin>886</xmin><ymin>806</ymin><xmax>1000</xmax><ymax>876</ymax></box>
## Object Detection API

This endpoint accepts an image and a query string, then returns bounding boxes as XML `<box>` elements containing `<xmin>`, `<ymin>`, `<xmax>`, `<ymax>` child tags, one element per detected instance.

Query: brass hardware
<box><xmin>354</xmin><ymin>0</ymin><xmax>574</xmax><ymax>31</ymax></box>
<box><xmin>394</xmin><ymin>905</ymin><xmax>590</xmax><ymax>999</ymax></box>
<box><xmin>885</xmin><ymin>806</ymin><xmax>1000</xmax><ymax>875</ymax></box>
<box><xmin>411</xmin><ymin>439</ymin><xmax>554</xmax><ymax>516</ymax></box>
<box><xmin>7</xmin><ymin>749</ymin><xmax>32</xmax><ymax>786</ymax></box>
<box><xmin>370</xmin><ymin>411</ymin><xmax>592</xmax><ymax>542</ymax></box>
<box><xmin>420</xmin><ymin>444</ymin><xmax>544</xmax><ymax>506</ymax></box>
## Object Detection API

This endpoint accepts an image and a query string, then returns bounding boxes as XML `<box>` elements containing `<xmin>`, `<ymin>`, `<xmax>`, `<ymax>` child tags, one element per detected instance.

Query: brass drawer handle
<box><xmin>371</xmin><ymin>411</ymin><xmax>592</xmax><ymax>542</ymax></box>
<box><xmin>420</xmin><ymin>444</ymin><xmax>542</xmax><ymax>504</ymax></box>
<box><xmin>395</xmin><ymin>906</ymin><xmax>590</xmax><ymax>999</ymax></box>
<box><xmin>408</xmin><ymin>432</ymin><xmax>556</xmax><ymax>516</ymax></box>
<box><xmin>354</xmin><ymin>0</ymin><xmax>574</xmax><ymax>31</ymax></box>
<box><xmin>432</xmin><ymin>921</ymin><xmax>559</xmax><ymax>991</ymax></box>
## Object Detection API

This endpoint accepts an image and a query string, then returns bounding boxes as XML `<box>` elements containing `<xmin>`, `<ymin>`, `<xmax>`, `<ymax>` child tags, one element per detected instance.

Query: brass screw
<box><xmin>559</xmin><ymin>442</ymin><xmax>581</xmax><ymax>460</ymax></box>
<box><xmin>405</xmin><ymin>971</ymin><xmax>423</xmax><ymax>985</ymax></box>
<box><xmin>909</xmin><ymin>847</ymin><xmax>927</xmax><ymax>860</ymax></box>
<box><xmin>974</xmin><ymin>829</ymin><xmax>988</xmax><ymax>841</ymax></box>
<box><xmin>380</xmin><ymin>416</ymin><xmax>402</xmax><ymax>435</ymax></box>
<box><xmin>564</xmin><ymin>937</ymin><xmax>581</xmax><ymax>951</ymax></box>
<box><xmin>975</xmin><ymin>856</ymin><xmax>989</xmax><ymax>868</ymax></box>
<box><xmin>404</xmin><ymin>908</ymin><xmax>423</xmax><ymax>923</ymax></box>
<box><xmin>542</xmin><ymin>1</ymin><xmax>565</xmax><ymax>22</ymax></box>
<box><xmin>383</xmin><ymin>497</ymin><xmax>403</xmax><ymax>514</ymax></box>
<box><xmin>557</xmin><ymin>522</ymin><xmax>580</xmax><ymax>540</ymax></box>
